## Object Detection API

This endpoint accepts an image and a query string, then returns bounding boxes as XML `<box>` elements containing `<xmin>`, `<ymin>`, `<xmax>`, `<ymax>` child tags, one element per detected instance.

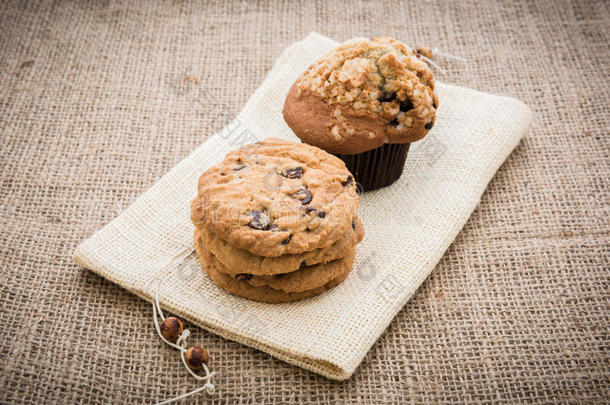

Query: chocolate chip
<box><xmin>352</xmin><ymin>220</ymin><xmax>356</xmax><ymax>230</ymax></box>
<box><xmin>378</xmin><ymin>91</ymin><xmax>396</xmax><ymax>102</ymax></box>
<box><xmin>425</xmin><ymin>120</ymin><xmax>434</xmax><ymax>130</ymax></box>
<box><xmin>282</xmin><ymin>167</ymin><xmax>303</xmax><ymax>179</ymax></box>
<box><xmin>293</xmin><ymin>189</ymin><xmax>312</xmax><ymax>205</ymax></box>
<box><xmin>341</xmin><ymin>175</ymin><xmax>354</xmax><ymax>187</ymax></box>
<box><xmin>303</xmin><ymin>206</ymin><xmax>325</xmax><ymax>217</ymax></box>
<box><xmin>281</xmin><ymin>234</ymin><xmax>292</xmax><ymax>245</ymax></box>
<box><xmin>233</xmin><ymin>164</ymin><xmax>247</xmax><ymax>171</ymax></box>
<box><xmin>235</xmin><ymin>273</ymin><xmax>253</xmax><ymax>281</ymax></box>
<box><xmin>390</xmin><ymin>118</ymin><xmax>399</xmax><ymax>126</ymax></box>
<box><xmin>400</xmin><ymin>98</ymin><xmax>413</xmax><ymax>112</ymax></box>
<box><xmin>247</xmin><ymin>210</ymin><xmax>271</xmax><ymax>230</ymax></box>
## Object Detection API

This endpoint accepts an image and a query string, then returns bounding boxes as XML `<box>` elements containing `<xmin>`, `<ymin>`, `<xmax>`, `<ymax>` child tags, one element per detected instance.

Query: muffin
<box><xmin>283</xmin><ymin>37</ymin><xmax>438</xmax><ymax>191</ymax></box>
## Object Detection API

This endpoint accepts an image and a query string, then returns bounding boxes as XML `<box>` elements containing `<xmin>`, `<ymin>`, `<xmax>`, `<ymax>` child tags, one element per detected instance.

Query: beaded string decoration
<box><xmin>415</xmin><ymin>46</ymin><xmax>467</xmax><ymax>74</ymax></box>
<box><xmin>147</xmin><ymin>277</ymin><xmax>216</xmax><ymax>404</ymax></box>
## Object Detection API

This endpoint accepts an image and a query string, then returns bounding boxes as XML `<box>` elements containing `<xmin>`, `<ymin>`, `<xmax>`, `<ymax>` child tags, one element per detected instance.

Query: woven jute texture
<box><xmin>1</xmin><ymin>0</ymin><xmax>608</xmax><ymax>403</ymax></box>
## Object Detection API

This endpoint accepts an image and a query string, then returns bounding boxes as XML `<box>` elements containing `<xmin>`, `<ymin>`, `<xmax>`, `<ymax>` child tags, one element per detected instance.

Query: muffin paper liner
<box><xmin>334</xmin><ymin>143</ymin><xmax>411</xmax><ymax>192</ymax></box>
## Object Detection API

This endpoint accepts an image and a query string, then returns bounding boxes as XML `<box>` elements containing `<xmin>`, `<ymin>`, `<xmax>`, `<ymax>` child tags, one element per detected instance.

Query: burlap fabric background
<box><xmin>1</xmin><ymin>0</ymin><xmax>608</xmax><ymax>403</ymax></box>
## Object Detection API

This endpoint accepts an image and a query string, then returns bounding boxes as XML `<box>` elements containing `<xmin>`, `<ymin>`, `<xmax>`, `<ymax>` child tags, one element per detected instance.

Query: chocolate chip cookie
<box><xmin>191</xmin><ymin>138</ymin><xmax>360</xmax><ymax>257</ymax></box>
<box><xmin>194</xmin><ymin>231</ymin><xmax>351</xmax><ymax>303</ymax></box>
<box><xmin>195</xmin><ymin>216</ymin><xmax>364</xmax><ymax>276</ymax></box>
<box><xmin>195</xmin><ymin>230</ymin><xmax>355</xmax><ymax>293</ymax></box>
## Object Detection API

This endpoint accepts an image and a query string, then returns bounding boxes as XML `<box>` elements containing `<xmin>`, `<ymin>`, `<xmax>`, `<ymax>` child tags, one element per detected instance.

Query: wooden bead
<box><xmin>185</xmin><ymin>345</ymin><xmax>209</xmax><ymax>370</ymax></box>
<box><xmin>416</xmin><ymin>46</ymin><xmax>433</xmax><ymax>59</ymax></box>
<box><xmin>159</xmin><ymin>317</ymin><xmax>183</xmax><ymax>343</ymax></box>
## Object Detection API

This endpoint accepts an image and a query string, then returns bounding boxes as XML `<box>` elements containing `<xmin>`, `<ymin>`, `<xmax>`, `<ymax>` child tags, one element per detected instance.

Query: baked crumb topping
<box><xmin>296</xmin><ymin>37</ymin><xmax>438</xmax><ymax>139</ymax></box>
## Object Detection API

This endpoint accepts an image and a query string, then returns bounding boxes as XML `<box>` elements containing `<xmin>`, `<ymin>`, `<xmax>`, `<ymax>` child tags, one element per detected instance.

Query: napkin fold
<box><xmin>74</xmin><ymin>32</ymin><xmax>532</xmax><ymax>380</ymax></box>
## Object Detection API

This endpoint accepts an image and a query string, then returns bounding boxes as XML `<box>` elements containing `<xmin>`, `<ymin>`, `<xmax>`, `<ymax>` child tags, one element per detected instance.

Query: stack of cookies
<box><xmin>191</xmin><ymin>138</ymin><xmax>363</xmax><ymax>303</ymax></box>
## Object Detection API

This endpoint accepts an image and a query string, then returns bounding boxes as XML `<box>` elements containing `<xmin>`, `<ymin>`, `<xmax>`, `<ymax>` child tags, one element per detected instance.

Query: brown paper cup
<box><xmin>334</xmin><ymin>143</ymin><xmax>410</xmax><ymax>192</ymax></box>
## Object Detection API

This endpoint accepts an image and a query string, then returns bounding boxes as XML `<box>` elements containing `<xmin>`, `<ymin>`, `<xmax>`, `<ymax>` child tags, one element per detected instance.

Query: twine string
<box><xmin>432</xmin><ymin>48</ymin><xmax>468</xmax><ymax>62</ymax></box>
<box><xmin>412</xmin><ymin>46</ymin><xmax>467</xmax><ymax>75</ymax></box>
<box><xmin>147</xmin><ymin>276</ymin><xmax>216</xmax><ymax>404</ymax></box>
<box><xmin>419</xmin><ymin>54</ymin><xmax>446</xmax><ymax>74</ymax></box>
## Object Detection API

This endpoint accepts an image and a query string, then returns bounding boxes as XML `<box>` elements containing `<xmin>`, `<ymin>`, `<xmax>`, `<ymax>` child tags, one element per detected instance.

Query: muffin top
<box><xmin>283</xmin><ymin>37</ymin><xmax>438</xmax><ymax>154</ymax></box>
